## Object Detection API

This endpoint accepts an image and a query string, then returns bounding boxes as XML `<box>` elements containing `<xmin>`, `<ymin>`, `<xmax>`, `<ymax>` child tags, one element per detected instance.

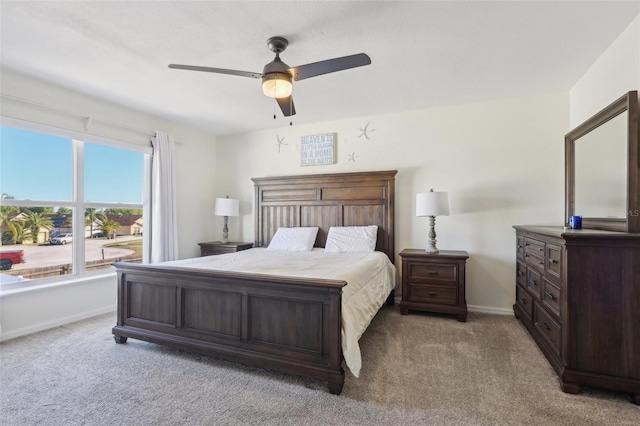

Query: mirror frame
<box><xmin>565</xmin><ymin>91</ymin><xmax>639</xmax><ymax>233</ymax></box>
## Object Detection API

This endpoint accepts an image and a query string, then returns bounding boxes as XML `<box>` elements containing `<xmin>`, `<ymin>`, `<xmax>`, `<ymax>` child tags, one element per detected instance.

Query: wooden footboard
<box><xmin>112</xmin><ymin>262</ymin><xmax>347</xmax><ymax>394</ymax></box>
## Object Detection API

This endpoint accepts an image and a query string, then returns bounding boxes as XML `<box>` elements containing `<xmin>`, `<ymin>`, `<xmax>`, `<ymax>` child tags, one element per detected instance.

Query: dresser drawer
<box><xmin>407</xmin><ymin>283</ymin><xmax>458</xmax><ymax>305</ymax></box>
<box><xmin>534</xmin><ymin>303</ymin><xmax>561</xmax><ymax>357</ymax></box>
<box><xmin>407</xmin><ymin>263</ymin><xmax>458</xmax><ymax>285</ymax></box>
<box><xmin>545</xmin><ymin>244</ymin><xmax>562</xmax><ymax>279</ymax></box>
<box><xmin>542</xmin><ymin>277</ymin><xmax>561</xmax><ymax>319</ymax></box>
<box><xmin>524</xmin><ymin>238</ymin><xmax>545</xmax><ymax>259</ymax></box>
<box><xmin>524</xmin><ymin>251</ymin><xmax>545</xmax><ymax>270</ymax></box>
<box><xmin>516</xmin><ymin>261</ymin><xmax>527</xmax><ymax>286</ymax></box>
<box><xmin>526</xmin><ymin>268</ymin><xmax>542</xmax><ymax>299</ymax></box>
<box><xmin>515</xmin><ymin>284</ymin><xmax>532</xmax><ymax>320</ymax></box>
<box><xmin>516</xmin><ymin>235</ymin><xmax>525</xmax><ymax>260</ymax></box>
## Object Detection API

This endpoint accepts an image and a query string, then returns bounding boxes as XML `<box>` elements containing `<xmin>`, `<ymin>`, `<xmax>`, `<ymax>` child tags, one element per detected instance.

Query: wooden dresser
<box><xmin>513</xmin><ymin>225</ymin><xmax>640</xmax><ymax>403</ymax></box>
<box><xmin>399</xmin><ymin>249</ymin><xmax>468</xmax><ymax>322</ymax></box>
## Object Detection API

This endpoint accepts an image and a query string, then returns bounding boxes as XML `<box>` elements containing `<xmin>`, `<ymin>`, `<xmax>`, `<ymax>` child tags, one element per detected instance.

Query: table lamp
<box><xmin>416</xmin><ymin>189</ymin><xmax>449</xmax><ymax>253</ymax></box>
<box><xmin>214</xmin><ymin>196</ymin><xmax>239</xmax><ymax>244</ymax></box>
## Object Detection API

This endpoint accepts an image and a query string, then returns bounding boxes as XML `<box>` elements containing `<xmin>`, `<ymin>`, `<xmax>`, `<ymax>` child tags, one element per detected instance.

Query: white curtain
<box><xmin>148</xmin><ymin>131</ymin><xmax>178</xmax><ymax>263</ymax></box>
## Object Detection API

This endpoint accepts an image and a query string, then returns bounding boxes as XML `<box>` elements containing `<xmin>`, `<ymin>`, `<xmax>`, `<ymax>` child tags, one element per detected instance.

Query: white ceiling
<box><xmin>1</xmin><ymin>1</ymin><xmax>638</xmax><ymax>136</ymax></box>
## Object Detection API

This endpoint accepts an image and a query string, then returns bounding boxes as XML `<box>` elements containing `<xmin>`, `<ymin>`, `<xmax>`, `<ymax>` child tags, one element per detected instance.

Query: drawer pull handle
<box><xmin>517</xmin><ymin>245</ymin><xmax>523</xmax><ymax>249</ymax></box>
<box><xmin>519</xmin><ymin>298</ymin><xmax>527</xmax><ymax>305</ymax></box>
<box><xmin>427</xmin><ymin>270</ymin><xmax>438</xmax><ymax>275</ymax></box>
<box><xmin>529</xmin><ymin>280</ymin><xmax>538</xmax><ymax>286</ymax></box>
<box><xmin>542</xmin><ymin>322</ymin><xmax>551</xmax><ymax>331</ymax></box>
<box><xmin>549</xmin><ymin>259</ymin><xmax>558</xmax><ymax>264</ymax></box>
<box><xmin>538</xmin><ymin>261</ymin><xmax>544</xmax><ymax>265</ymax></box>
<box><xmin>427</xmin><ymin>291</ymin><xmax>437</xmax><ymax>296</ymax></box>
<box><xmin>538</xmin><ymin>248</ymin><xmax>544</xmax><ymax>252</ymax></box>
<box><xmin>544</xmin><ymin>291</ymin><xmax>556</xmax><ymax>300</ymax></box>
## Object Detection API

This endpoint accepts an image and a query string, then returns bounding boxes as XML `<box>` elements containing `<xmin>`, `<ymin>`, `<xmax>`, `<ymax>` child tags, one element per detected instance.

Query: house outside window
<box><xmin>0</xmin><ymin>118</ymin><xmax>151</xmax><ymax>287</ymax></box>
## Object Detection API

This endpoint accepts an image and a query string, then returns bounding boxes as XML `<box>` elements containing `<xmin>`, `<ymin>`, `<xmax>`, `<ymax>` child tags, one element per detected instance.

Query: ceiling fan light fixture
<box><xmin>169</xmin><ymin>36</ymin><xmax>370</xmax><ymax>117</ymax></box>
<box><xmin>262</xmin><ymin>73</ymin><xmax>293</xmax><ymax>99</ymax></box>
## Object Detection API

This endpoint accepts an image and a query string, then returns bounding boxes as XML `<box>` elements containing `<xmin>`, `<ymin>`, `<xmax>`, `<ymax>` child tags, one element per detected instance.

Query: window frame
<box><xmin>0</xmin><ymin>116</ymin><xmax>152</xmax><ymax>289</ymax></box>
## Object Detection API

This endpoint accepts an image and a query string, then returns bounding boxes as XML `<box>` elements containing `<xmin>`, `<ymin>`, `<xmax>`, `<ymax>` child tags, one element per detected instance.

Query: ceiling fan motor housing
<box><xmin>262</xmin><ymin>56</ymin><xmax>293</xmax><ymax>98</ymax></box>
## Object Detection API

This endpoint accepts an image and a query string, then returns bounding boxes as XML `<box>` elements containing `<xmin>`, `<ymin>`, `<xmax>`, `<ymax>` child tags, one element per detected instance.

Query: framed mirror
<box><xmin>565</xmin><ymin>91</ymin><xmax>639</xmax><ymax>232</ymax></box>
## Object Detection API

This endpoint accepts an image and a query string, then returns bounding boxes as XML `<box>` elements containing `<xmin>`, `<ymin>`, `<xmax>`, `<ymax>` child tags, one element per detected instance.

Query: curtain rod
<box><xmin>1</xmin><ymin>93</ymin><xmax>158</xmax><ymax>138</ymax></box>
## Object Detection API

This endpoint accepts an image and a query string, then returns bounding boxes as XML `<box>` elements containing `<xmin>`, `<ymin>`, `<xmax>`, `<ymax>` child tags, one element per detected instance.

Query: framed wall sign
<box><xmin>300</xmin><ymin>133</ymin><xmax>336</xmax><ymax>166</ymax></box>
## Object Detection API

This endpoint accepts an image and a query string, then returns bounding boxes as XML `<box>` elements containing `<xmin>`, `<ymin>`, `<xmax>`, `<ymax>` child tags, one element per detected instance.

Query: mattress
<box><xmin>164</xmin><ymin>248</ymin><xmax>398</xmax><ymax>377</ymax></box>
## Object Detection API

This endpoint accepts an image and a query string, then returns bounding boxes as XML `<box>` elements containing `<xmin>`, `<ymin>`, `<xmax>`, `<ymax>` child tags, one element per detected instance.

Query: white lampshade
<box><xmin>214</xmin><ymin>197</ymin><xmax>239</xmax><ymax>217</ymax></box>
<box><xmin>262</xmin><ymin>74</ymin><xmax>293</xmax><ymax>99</ymax></box>
<box><xmin>416</xmin><ymin>191</ymin><xmax>450</xmax><ymax>217</ymax></box>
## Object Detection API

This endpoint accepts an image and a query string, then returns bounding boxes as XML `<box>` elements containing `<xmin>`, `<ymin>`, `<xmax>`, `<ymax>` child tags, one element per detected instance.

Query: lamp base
<box><xmin>221</xmin><ymin>216</ymin><xmax>229</xmax><ymax>244</ymax></box>
<box><xmin>425</xmin><ymin>216</ymin><xmax>439</xmax><ymax>253</ymax></box>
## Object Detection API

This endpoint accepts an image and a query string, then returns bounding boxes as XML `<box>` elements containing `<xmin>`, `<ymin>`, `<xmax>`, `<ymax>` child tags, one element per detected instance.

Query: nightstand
<box><xmin>399</xmin><ymin>249</ymin><xmax>469</xmax><ymax>322</ymax></box>
<box><xmin>198</xmin><ymin>241</ymin><xmax>253</xmax><ymax>256</ymax></box>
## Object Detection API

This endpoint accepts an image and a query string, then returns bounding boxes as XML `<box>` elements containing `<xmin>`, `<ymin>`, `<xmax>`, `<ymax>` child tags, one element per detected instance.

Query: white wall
<box><xmin>4</xmin><ymin>13</ymin><xmax>634</xmax><ymax>337</ymax></box>
<box><xmin>0</xmin><ymin>69</ymin><xmax>217</xmax><ymax>340</ymax></box>
<box><xmin>216</xmin><ymin>92</ymin><xmax>569</xmax><ymax>313</ymax></box>
<box><xmin>570</xmin><ymin>15</ymin><xmax>640</xmax><ymax>127</ymax></box>
<box><xmin>0</xmin><ymin>273</ymin><xmax>115</xmax><ymax>341</ymax></box>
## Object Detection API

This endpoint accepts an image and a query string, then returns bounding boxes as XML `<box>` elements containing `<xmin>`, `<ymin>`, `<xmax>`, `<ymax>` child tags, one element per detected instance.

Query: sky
<box><xmin>0</xmin><ymin>126</ymin><xmax>143</xmax><ymax>205</ymax></box>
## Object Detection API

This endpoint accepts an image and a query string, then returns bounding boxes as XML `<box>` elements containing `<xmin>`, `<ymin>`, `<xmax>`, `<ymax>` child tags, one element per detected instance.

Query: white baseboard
<box><xmin>0</xmin><ymin>305</ymin><xmax>116</xmax><ymax>342</ymax></box>
<box><xmin>468</xmin><ymin>304</ymin><xmax>514</xmax><ymax>315</ymax></box>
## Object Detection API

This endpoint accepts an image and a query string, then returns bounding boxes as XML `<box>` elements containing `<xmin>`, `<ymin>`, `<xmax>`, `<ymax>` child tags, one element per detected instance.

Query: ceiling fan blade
<box><xmin>276</xmin><ymin>96</ymin><xmax>296</xmax><ymax>117</ymax></box>
<box><xmin>288</xmin><ymin>53</ymin><xmax>371</xmax><ymax>81</ymax></box>
<box><xmin>168</xmin><ymin>64</ymin><xmax>261</xmax><ymax>79</ymax></box>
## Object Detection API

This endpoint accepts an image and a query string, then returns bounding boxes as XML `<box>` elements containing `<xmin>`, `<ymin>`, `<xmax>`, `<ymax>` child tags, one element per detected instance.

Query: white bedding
<box><xmin>163</xmin><ymin>248</ymin><xmax>398</xmax><ymax>377</ymax></box>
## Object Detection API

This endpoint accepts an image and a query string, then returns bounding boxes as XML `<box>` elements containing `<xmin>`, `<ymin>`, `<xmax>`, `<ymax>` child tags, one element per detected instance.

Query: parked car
<box><xmin>91</xmin><ymin>232</ymin><xmax>106</xmax><ymax>238</ymax></box>
<box><xmin>0</xmin><ymin>250</ymin><xmax>25</xmax><ymax>270</ymax></box>
<box><xmin>51</xmin><ymin>233</ymin><xmax>73</xmax><ymax>245</ymax></box>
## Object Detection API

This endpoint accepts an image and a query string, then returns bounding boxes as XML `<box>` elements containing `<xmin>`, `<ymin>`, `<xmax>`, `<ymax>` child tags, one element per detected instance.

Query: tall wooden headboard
<box><xmin>252</xmin><ymin>170</ymin><xmax>397</xmax><ymax>262</ymax></box>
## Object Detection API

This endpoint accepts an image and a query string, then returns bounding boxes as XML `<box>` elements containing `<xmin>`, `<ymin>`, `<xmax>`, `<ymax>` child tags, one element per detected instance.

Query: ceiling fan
<box><xmin>169</xmin><ymin>36</ymin><xmax>371</xmax><ymax>117</ymax></box>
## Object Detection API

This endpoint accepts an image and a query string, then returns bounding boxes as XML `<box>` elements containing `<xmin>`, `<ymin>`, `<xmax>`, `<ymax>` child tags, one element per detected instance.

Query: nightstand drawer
<box><xmin>199</xmin><ymin>242</ymin><xmax>253</xmax><ymax>256</ymax></box>
<box><xmin>202</xmin><ymin>246</ymin><xmax>237</xmax><ymax>256</ymax></box>
<box><xmin>407</xmin><ymin>263</ymin><xmax>458</xmax><ymax>285</ymax></box>
<box><xmin>407</xmin><ymin>284</ymin><xmax>457</xmax><ymax>305</ymax></box>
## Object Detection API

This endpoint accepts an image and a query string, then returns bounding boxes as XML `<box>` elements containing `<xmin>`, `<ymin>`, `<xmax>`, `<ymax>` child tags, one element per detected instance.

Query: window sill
<box><xmin>0</xmin><ymin>270</ymin><xmax>116</xmax><ymax>297</ymax></box>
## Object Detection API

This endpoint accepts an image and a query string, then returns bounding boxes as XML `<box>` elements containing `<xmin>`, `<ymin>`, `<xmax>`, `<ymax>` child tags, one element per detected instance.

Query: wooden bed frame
<box><xmin>112</xmin><ymin>170</ymin><xmax>397</xmax><ymax>394</ymax></box>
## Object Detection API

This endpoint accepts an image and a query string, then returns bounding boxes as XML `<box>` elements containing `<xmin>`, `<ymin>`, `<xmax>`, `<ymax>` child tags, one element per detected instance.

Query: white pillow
<box><xmin>266</xmin><ymin>227</ymin><xmax>319</xmax><ymax>251</ymax></box>
<box><xmin>324</xmin><ymin>225</ymin><xmax>378</xmax><ymax>253</ymax></box>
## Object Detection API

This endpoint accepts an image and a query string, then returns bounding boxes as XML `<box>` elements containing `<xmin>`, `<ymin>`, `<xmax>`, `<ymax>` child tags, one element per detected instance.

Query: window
<box><xmin>0</xmin><ymin>118</ymin><xmax>151</xmax><ymax>286</ymax></box>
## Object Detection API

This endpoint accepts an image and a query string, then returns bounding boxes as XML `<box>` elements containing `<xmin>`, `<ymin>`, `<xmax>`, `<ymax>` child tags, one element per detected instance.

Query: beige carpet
<box><xmin>1</xmin><ymin>308</ymin><xmax>638</xmax><ymax>425</ymax></box>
